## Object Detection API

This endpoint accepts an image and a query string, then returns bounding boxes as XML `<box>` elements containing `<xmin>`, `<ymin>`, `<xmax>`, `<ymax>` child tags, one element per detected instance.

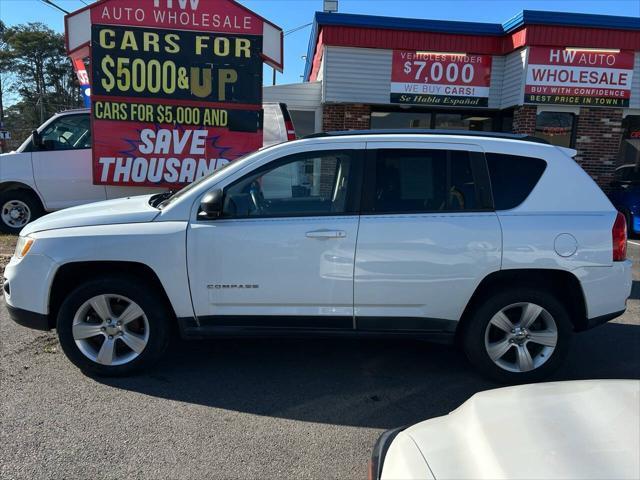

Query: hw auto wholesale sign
<box><xmin>525</xmin><ymin>47</ymin><xmax>634</xmax><ymax>107</ymax></box>
<box><xmin>65</xmin><ymin>0</ymin><xmax>282</xmax><ymax>188</ymax></box>
<box><xmin>391</xmin><ymin>51</ymin><xmax>492</xmax><ymax>107</ymax></box>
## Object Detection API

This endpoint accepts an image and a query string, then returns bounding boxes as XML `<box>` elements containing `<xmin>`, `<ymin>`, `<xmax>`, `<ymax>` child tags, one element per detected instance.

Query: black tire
<box><xmin>0</xmin><ymin>189</ymin><xmax>44</xmax><ymax>234</ymax></box>
<box><xmin>462</xmin><ymin>288</ymin><xmax>572</xmax><ymax>384</ymax></box>
<box><xmin>57</xmin><ymin>275</ymin><xmax>171</xmax><ymax>377</ymax></box>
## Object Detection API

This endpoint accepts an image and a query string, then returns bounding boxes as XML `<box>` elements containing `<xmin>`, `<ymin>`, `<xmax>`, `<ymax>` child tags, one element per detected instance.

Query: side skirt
<box><xmin>177</xmin><ymin>315</ymin><xmax>457</xmax><ymax>345</ymax></box>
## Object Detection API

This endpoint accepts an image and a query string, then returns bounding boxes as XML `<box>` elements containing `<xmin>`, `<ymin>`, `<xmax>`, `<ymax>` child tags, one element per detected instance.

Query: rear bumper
<box><xmin>369</xmin><ymin>427</ymin><xmax>406</xmax><ymax>480</ymax></box>
<box><xmin>6</xmin><ymin>303</ymin><xmax>51</xmax><ymax>331</ymax></box>
<box><xmin>582</xmin><ymin>309</ymin><xmax>626</xmax><ymax>331</ymax></box>
<box><xmin>574</xmin><ymin>261</ymin><xmax>633</xmax><ymax>321</ymax></box>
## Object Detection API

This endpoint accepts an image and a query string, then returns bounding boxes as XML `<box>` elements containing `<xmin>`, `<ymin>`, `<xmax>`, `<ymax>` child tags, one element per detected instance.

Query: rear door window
<box><xmin>486</xmin><ymin>153</ymin><xmax>547</xmax><ymax>210</ymax></box>
<box><xmin>365</xmin><ymin>149</ymin><xmax>484</xmax><ymax>214</ymax></box>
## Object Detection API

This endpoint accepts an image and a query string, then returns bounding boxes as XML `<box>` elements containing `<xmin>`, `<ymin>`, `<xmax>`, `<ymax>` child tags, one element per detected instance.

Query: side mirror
<box><xmin>31</xmin><ymin>130</ymin><xmax>44</xmax><ymax>150</ymax></box>
<box><xmin>199</xmin><ymin>188</ymin><xmax>224</xmax><ymax>219</ymax></box>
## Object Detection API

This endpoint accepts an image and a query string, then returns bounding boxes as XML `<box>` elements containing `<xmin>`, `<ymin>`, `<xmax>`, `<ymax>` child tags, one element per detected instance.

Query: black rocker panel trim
<box><xmin>179</xmin><ymin>315</ymin><xmax>457</xmax><ymax>334</ymax></box>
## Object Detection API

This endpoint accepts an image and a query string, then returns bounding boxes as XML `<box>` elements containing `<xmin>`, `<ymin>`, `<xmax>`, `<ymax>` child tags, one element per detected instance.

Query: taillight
<box><xmin>285</xmin><ymin>120</ymin><xmax>296</xmax><ymax>141</ymax></box>
<box><xmin>279</xmin><ymin>103</ymin><xmax>296</xmax><ymax>141</ymax></box>
<box><xmin>612</xmin><ymin>211</ymin><xmax>627</xmax><ymax>261</ymax></box>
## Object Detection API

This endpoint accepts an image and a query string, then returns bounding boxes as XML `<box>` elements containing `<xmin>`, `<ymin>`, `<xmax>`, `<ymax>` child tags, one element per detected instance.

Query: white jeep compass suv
<box><xmin>5</xmin><ymin>131</ymin><xmax>632</xmax><ymax>382</ymax></box>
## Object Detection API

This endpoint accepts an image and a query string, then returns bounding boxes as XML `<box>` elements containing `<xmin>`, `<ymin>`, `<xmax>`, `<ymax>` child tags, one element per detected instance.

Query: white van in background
<box><xmin>0</xmin><ymin>103</ymin><xmax>296</xmax><ymax>233</ymax></box>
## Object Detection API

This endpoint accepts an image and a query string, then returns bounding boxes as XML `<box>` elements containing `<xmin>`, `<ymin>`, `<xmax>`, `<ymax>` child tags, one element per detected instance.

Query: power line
<box><xmin>39</xmin><ymin>0</ymin><xmax>70</xmax><ymax>14</ymax></box>
<box><xmin>284</xmin><ymin>23</ymin><xmax>312</xmax><ymax>36</ymax></box>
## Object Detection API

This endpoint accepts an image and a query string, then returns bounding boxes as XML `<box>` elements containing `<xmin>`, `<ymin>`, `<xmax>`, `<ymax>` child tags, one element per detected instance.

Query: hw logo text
<box><xmin>153</xmin><ymin>0</ymin><xmax>200</xmax><ymax>9</ymax></box>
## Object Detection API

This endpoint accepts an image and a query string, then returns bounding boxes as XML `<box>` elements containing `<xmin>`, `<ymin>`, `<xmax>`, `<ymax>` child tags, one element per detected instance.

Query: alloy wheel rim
<box><xmin>1</xmin><ymin>200</ymin><xmax>31</xmax><ymax>228</ymax></box>
<box><xmin>484</xmin><ymin>302</ymin><xmax>558</xmax><ymax>373</ymax></box>
<box><xmin>72</xmin><ymin>294</ymin><xmax>149</xmax><ymax>366</ymax></box>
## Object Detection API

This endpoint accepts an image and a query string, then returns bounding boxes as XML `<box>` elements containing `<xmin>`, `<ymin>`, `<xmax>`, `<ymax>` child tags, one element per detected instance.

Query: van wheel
<box><xmin>0</xmin><ymin>190</ymin><xmax>44</xmax><ymax>234</ymax></box>
<box><xmin>463</xmin><ymin>289</ymin><xmax>572</xmax><ymax>383</ymax></box>
<box><xmin>56</xmin><ymin>276</ymin><xmax>171</xmax><ymax>377</ymax></box>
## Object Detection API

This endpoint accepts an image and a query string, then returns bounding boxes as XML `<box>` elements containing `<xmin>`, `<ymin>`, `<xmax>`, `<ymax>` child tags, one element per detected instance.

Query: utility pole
<box><xmin>36</xmin><ymin>94</ymin><xmax>44</xmax><ymax>124</ymax></box>
<box><xmin>0</xmin><ymin>97</ymin><xmax>4</xmax><ymax>154</ymax></box>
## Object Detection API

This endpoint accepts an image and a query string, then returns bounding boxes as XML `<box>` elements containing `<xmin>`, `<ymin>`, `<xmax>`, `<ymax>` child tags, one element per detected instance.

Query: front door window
<box><xmin>223</xmin><ymin>151</ymin><xmax>357</xmax><ymax>218</ymax></box>
<box><xmin>35</xmin><ymin>114</ymin><xmax>91</xmax><ymax>151</ymax></box>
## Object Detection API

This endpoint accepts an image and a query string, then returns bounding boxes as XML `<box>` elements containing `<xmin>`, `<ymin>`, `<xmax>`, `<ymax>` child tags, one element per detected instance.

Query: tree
<box><xmin>0</xmin><ymin>20</ymin><xmax>15</xmax><ymax>152</ymax></box>
<box><xmin>2</xmin><ymin>22</ymin><xmax>82</xmax><ymax>150</ymax></box>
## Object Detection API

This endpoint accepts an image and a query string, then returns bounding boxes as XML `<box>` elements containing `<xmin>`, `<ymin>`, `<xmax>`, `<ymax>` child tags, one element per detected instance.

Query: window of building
<box><xmin>501</xmin><ymin>110</ymin><xmax>514</xmax><ymax>133</ymax></box>
<box><xmin>289</xmin><ymin>110</ymin><xmax>317</xmax><ymax>137</ymax></box>
<box><xmin>370</xmin><ymin>109</ymin><xmax>513</xmax><ymax>132</ymax></box>
<box><xmin>223</xmin><ymin>151</ymin><xmax>356</xmax><ymax>218</ymax></box>
<box><xmin>434</xmin><ymin>113</ymin><xmax>493</xmax><ymax>131</ymax></box>
<box><xmin>368</xmin><ymin>149</ymin><xmax>478</xmax><ymax>213</ymax></box>
<box><xmin>486</xmin><ymin>153</ymin><xmax>547</xmax><ymax>210</ymax></box>
<box><xmin>371</xmin><ymin>111</ymin><xmax>431</xmax><ymax>129</ymax></box>
<box><xmin>617</xmin><ymin>115</ymin><xmax>640</xmax><ymax>169</ymax></box>
<box><xmin>535</xmin><ymin>112</ymin><xmax>575</xmax><ymax>147</ymax></box>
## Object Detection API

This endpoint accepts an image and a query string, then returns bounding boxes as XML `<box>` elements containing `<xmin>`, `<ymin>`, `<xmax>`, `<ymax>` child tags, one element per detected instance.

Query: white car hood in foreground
<box><xmin>21</xmin><ymin>195</ymin><xmax>160</xmax><ymax>235</ymax></box>
<box><xmin>382</xmin><ymin>380</ymin><xmax>640</xmax><ymax>480</ymax></box>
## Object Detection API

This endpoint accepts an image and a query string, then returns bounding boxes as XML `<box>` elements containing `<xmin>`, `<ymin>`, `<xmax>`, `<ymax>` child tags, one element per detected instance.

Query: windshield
<box><xmin>156</xmin><ymin>146</ymin><xmax>274</xmax><ymax>209</ymax></box>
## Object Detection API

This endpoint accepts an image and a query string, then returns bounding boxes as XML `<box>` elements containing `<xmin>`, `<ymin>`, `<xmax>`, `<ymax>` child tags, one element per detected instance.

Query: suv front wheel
<box><xmin>463</xmin><ymin>289</ymin><xmax>572</xmax><ymax>383</ymax></box>
<box><xmin>57</xmin><ymin>276</ymin><xmax>171</xmax><ymax>376</ymax></box>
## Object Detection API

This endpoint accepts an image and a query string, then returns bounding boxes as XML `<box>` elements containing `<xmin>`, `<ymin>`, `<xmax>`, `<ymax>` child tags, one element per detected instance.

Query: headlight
<box><xmin>14</xmin><ymin>236</ymin><xmax>34</xmax><ymax>259</ymax></box>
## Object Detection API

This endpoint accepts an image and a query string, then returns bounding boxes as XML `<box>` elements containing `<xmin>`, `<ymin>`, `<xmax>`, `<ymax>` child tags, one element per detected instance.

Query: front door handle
<box><xmin>305</xmin><ymin>229</ymin><xmax>347</xmax><ymax>239</ymax></box>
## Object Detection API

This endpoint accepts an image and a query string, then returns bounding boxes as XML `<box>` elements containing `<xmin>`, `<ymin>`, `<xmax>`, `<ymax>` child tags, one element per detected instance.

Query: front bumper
<box><xmin>3</xmin><ymin>253</ymin><xmax>58</xmax><ymax>322</ymax></box>
<box><xmin>6</xmin><ymin>303</ymin><xmax>50</xmax><ymax>331</ymax></box>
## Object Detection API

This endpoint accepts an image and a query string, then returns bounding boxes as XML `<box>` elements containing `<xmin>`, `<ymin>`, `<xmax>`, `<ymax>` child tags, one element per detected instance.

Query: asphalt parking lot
<box><xmin>1</xmin><ymin>243</ymin><xmax>639</xmax><ymax>480</ymax></box>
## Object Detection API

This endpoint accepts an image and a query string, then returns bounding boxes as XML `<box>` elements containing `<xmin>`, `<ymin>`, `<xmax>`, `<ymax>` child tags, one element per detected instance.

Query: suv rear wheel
<box><xmin>56</xmin><ymin>276</ymin><xmax>171</xmax><ymax>376</ymax></box>
<box><xmin>463</xmin><ymin>289</ymin><xmax>572</xmax><ymax>383</ymax></box>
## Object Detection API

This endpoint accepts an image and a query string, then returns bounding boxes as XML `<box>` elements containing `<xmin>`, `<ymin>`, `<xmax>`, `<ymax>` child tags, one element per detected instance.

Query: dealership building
<box><xmin>265</xmin><ymin>10</ymin><xmax>640</xmax><ymax>189</ymax></box>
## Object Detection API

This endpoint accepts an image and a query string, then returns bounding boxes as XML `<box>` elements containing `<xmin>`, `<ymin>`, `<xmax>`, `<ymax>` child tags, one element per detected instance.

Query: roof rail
<box><xmin>303</xmin><ymin>129</ymin><xmax>550</xmax><ymax>144</ymax></box>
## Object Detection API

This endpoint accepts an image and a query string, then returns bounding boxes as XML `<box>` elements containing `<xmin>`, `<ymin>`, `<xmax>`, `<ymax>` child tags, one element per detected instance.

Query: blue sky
<box><xmin>1</xmin><ymin>0</ymin><xmax>638</xmax><ymax>85</ymax></box>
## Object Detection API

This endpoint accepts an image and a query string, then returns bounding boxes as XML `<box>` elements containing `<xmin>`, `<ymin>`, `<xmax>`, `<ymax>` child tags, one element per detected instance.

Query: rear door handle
<box><xmin>305</xmin><ymin>229</ymin><xmax>347</xmax><ymax>239</ymax></box>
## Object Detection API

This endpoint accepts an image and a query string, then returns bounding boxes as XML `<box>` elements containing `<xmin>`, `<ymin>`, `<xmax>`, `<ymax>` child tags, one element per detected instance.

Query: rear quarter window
<box><xmin>486</xmin><ymin>153</ymin><xmax>547</xmax><ymax>210</ymax></box>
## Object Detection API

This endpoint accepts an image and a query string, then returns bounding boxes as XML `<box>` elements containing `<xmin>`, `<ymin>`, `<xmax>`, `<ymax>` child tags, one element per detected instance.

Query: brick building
<box><xmin>265</xmin><ymin>10</ymin><xmax>640</xmax><ymax>189</ymax></box>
